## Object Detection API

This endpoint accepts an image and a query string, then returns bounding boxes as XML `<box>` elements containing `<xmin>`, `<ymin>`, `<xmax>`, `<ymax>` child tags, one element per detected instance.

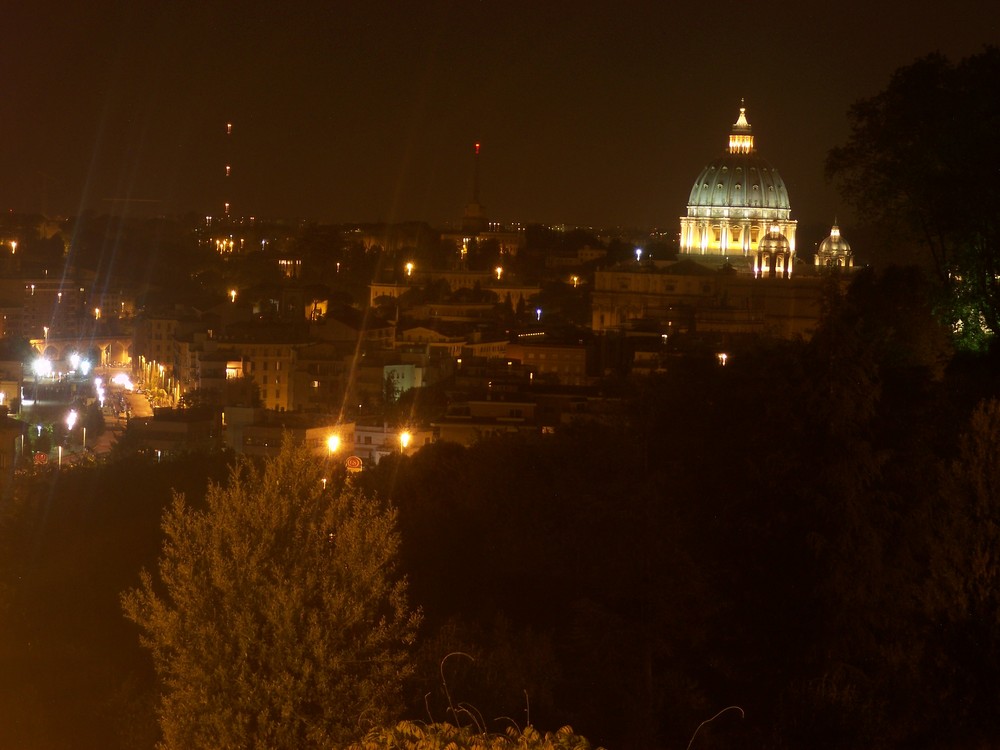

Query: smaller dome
<box><xmin>758</xmin><ymin>226</ymin><xmax>791</xmax><ymax>255</ymax></box>
<box><xmin>818</xmin><ymin>223</ymin><xmax>851</xmax><ymax>257</ymax></box>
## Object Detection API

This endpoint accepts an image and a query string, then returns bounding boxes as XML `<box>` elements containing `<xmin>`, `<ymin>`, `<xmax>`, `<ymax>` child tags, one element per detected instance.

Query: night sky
<box><xmin>3</xmin><ymin>1</ymin><xmax>997</xmax><ymax>230</ymax></box>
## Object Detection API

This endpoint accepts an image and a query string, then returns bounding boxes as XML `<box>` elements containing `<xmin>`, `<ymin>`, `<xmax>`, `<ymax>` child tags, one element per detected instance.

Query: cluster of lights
<box><xmin>93</xmin><ymin>373</ymin><xmax>134</xmax><ymax>410</ymax></box>
<box><xmin>215</xmin><ymin>237</ymin><xmax>236</xmax><ymax>254</ymax></box>
<box><xmin>68</xmin><ymin>352</ymin><xmax>92</xmax><ymax>376</ymax></box>
<box><xmin>31</xmin><ymin>357</ymin><xmax>53</xmax><ymax>378</ymax></box>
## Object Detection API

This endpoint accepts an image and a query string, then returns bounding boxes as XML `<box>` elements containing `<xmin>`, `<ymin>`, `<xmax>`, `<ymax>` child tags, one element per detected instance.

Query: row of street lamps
<box><xmin>325</xmin><ymin>429</ymin><xmax>411</xmax><ymax>457</ymax></box>
<box><xmin>319</xmin><ymin>429</ymin><xmax>411</xmax><ymax>487</ymax></box>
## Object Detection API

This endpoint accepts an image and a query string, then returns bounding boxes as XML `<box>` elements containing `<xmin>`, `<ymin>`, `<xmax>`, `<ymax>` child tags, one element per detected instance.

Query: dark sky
<box><xmin>2</xmin><ymin>1</ymin><xmax>997</xmax><ymax>230</ymax></box>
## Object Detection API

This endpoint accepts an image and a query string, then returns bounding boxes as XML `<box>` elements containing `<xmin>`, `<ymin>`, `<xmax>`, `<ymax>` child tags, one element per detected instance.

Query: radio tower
<box><xmin>224</xmin><ymin>121</ymin><xmax>233</xmax><ymax>218</ymax></box>
<box><xmin>461</xmin><ymin>142</ymin><xmax>487</xmax><ymax>234</ymax></box>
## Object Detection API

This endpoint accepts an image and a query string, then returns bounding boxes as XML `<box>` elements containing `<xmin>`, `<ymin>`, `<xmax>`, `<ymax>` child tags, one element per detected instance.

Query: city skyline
<box><xmin>3</xmin><ymin>1</ymin><xmax>997</xmax><ymax>229</ymax></box>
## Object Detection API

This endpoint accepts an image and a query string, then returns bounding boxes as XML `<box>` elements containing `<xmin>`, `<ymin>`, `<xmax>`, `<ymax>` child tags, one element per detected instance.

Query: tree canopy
<box><xmin>122</xmin><ymin>441</ymin><xmax>420</xmax><ymax>749</ymax></box>
<box><xmin>827</xmin><ymin>46</ymin><xmax>1000</xmax><ymax>348</ymax></box>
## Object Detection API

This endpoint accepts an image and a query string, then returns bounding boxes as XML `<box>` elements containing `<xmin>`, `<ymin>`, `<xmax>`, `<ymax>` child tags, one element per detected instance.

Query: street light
<box><xmin>327</xmin><ymin>434</ymin><xmax>340</xmax><ymax>454</ymax></box>
<box><xmin>322</xmin><ymin>434</ymin><xmax>341</xmax><ymax>490</ymax></box>
<box><xmin>66</xmin><ymin>410</ymin><xmax>78</xmax><ymax>458</ymax></box>
<box><xmin>32</xmin><ymin>357</ymin><xmax>51</xmax><ymax>403</ymax></box>
<box><xmin>399</xmin><ymin>430</ymin><xmax>412</xmax><ymax>452</ymax></box>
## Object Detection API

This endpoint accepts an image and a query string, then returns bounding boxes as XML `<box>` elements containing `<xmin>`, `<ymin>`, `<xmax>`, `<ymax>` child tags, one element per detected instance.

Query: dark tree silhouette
<box><xmin>827</xmin><ymin>47</ymin><xmax>1000</xmax><ymax>347</ymax></box>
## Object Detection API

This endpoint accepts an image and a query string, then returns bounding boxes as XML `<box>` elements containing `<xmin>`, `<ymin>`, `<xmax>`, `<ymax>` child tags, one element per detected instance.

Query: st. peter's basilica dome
<box><xmin>680</xmin><ymin>105</ymin><xmax>797</xmax><ymax>262</ymax></box>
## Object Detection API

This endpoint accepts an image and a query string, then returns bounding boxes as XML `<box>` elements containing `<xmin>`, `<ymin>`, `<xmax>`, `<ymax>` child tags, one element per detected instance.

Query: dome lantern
<box><xmin>728</xmin><ymin>105</ymin><xmax>754</xmax><ymax>155</ymax></box>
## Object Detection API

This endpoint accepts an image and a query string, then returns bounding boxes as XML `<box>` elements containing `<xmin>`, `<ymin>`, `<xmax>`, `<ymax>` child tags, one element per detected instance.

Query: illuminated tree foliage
<box><xmin>827</xmin><ymin>46</ymin><xmax>1000</xmax><ymax>348</ymax></box>
<box><xmin>349</xmin><ymin>721</ymin><xmax>602</xmax><ymax>750</ymax></box>
<box><xmin>122</xmin><ymin>441</ymin><xmax>420</xmax><ymax>750</ymax></box>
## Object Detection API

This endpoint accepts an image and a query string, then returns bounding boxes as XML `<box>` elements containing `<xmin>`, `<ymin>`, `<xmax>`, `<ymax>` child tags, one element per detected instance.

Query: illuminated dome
<box><xmin>815</xmin><ymin>221</ymin><xmax>854</xmax><ymax>268</ymax></box>
<box><xmin>754</xmin><ymin>225</ymin><xmax>793</xmax><ymax>278</ymax></box>
<box><xmin>687</xmin><ymin>158</ymin><xmax>790</xmax><ymax>211</ymax></box>
<box><xmin>758</xmin><ymin>227</ymin><xmax>790</xmax><ymax>255</ymax></box>
<box><xmin>680</xmin><ymin>105</ymin><xmax>797</xmax><ymax>262</ymax></box>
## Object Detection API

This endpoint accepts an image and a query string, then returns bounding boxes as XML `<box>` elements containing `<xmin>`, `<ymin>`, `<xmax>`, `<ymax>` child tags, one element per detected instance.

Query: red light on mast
<box><xmin>475</xmin><ymin>142</ymin><xmax>480</xmax><ymax>155</ymax></box>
